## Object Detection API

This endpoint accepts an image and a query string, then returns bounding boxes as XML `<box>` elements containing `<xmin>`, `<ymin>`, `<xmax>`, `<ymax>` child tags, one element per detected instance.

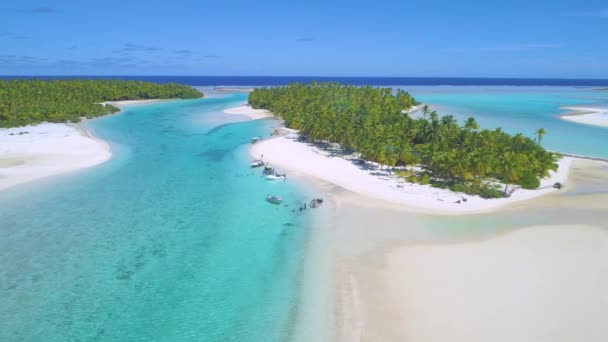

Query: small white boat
<box><xmin>251</xmin><ymin>136</ymin><xmax>262</xmax><ymax>144</ymax></box>
<box><xmin>265</xmin><ymin>174</ymin><xmax>286</xmax><ymax>181</ymax></box>
<box><xmin>251</xmin><ymin>160</ymin><xmax>264</xmax><ymax>168</ymax></box>
<box><xmin>266</xmin><ymin>195</ymin><xmax>283</xmax><ymax>204</ymax></box>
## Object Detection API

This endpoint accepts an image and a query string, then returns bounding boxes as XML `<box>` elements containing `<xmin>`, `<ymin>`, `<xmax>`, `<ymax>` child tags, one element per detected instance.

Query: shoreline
<box><xmin>223</xmin><ymin>102</ymin><xmax>575</xmax><ymax>215</ymax></box>
<box><xmin>560</xmin><ymin>105</ymin><xmax>608</xmax><ymax>128</ymax></box>
<box><xmin>214</xmin><ymin>87</ymin><xmax>256</xmax><ymax>93</ymax></box>
<box><xmin>226</xmin><ymin>101</ymin><xmax>608</xmax><ymax>341</ymax></box>
<box><xmin>331</xmin><ymin>157</ymin><xmax>608</xmax><ymax>342</ymax></box>
<box><xmin>100</xmin><ymin>99</ymin><xmax>170</xmax><ymax>106</ymax></box>
<box><xmin>223</xmin><ymin>102</ymin><xmax>608</xmax><ymax>341</ymax></box>
<box><xmin>0</xmin><ymin>122</ymin><xmax>111</xmax><ymax>191</ymax></box>
<box><xmin>250</xmin><ymin>131</ymin><xmax>572</xmax><ymax>215</ymax></box>
<box><xmin>223</xmin><ymin>104</ymin><xmax>273</xmax><ymax>120</ymax></box>
<box><xmin>0</xmin><ymin>99</ymin><xmax>170</xmax><ymax>192</ymax></box>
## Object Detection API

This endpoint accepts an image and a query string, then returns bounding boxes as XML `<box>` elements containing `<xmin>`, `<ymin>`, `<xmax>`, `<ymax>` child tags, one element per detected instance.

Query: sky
<box><xmin>1</xmin><ymin>0</ymin><xmax>607</xmax><ymax>78</ymax></box>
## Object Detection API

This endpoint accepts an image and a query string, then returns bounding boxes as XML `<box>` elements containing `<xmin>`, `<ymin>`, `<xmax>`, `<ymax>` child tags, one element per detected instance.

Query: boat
<box><xmin>265</xmin><ymin>174</ymin><xmax>286</xmax><ymax>181</ymax></box>
<box><xmin>262</xmin><ymin>166</ymin><xmax>275</xmax><ymax>175</ymax></box>
<box><xmin>266</xmin><ymin>195</ymin><xmax>283</xmax><ymax>204</ymax></box>
<box><xmin>310</xmin><ymin>198</ymin><xmax>324</xmax><ymax>208</ymax></box>
<box><xmin>251</xmin><ymin>136</ymin><xmax>262</xmax><ymax>144</ymax></box>
<box><xmin>251</xmin><ymin>160</ymin><xmax>264</xmax><ymax>168</ymax></box>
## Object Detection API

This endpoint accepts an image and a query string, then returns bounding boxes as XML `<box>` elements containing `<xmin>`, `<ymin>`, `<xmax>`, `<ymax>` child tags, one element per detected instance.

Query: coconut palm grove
<box><xmin>249</xmin><ymin>82</ymin><xmax>559</xmax><ymax>198</ymax></box>
<box><xmin>0</xmin><ymin>79</ymin><xmax>203</xmax><ymax>128</ymax></box>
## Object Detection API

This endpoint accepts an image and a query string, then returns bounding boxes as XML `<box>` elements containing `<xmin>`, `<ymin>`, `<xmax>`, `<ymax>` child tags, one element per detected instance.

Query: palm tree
<box><xmin>535</xmin><ymin>128</ymin><xmax>547</xmax><ymax>145</ymax></box>
<box><xmin>464</xmin><ymin>117</ymin><xmax>479</xmax><ymax>131</ymax></box>
<box><xmin>247</xmin><ymin>82</ymin><xmax>557</xmax><ymax>199</ymax></box>
<box><xmin>440</xmin><ymin>115</ymin><xmax>456</xmax><ymax>127</ymax></box>
<box><xmin>422</xmin><ymin>104</ymin><xmax>431</xmax><ymax>118</ymax></box>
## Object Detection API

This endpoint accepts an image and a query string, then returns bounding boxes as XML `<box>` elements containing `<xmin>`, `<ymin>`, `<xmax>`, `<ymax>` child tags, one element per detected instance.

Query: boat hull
<box><xmin>251</xmin><ymin>161</ymin><xmax>264</xmax><ymax>168</ymax></box>
<box><xmin>266</xmin><ymin>196</ymin><xmax>283</xmax><ymax>204</ymax></box>
<box><xmin>265</xmin><ymin>175</ymin><xmax>286</xmax><ymax>181</ymax></box>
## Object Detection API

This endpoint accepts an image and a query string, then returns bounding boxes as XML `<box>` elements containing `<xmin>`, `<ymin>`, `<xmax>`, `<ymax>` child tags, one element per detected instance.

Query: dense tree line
<box><xmin>249</xmin><ymin>82</ymin><xmax>559</xmax><ymax>198</ymax></box>
<box><xmin>0</xmin><ymin>79</ymin><xmax>203</xmax><ymax>127</ymax></box>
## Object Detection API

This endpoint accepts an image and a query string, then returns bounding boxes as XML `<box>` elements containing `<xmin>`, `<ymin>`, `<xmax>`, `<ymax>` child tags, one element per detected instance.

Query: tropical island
<box><xmin>0</xmin><ymin>79</ymin><xmax>202</xmax><ymax>191</ymax></box>
<box><xmin>249</xmin><ymin>82</ymin><xmax>559</xmax><ymax>199</ymax></box>
<box><xmin>0</xmin><ymin>79</ymin><xmax>202</xmax><ymax>128</ymax></box>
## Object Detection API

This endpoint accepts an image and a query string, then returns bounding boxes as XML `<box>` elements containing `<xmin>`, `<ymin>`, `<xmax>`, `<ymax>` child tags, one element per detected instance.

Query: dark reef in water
<box><xmin>198</xmin><ymin>148</ymin><xmax>228</xmax><ymax>161</ymax></box>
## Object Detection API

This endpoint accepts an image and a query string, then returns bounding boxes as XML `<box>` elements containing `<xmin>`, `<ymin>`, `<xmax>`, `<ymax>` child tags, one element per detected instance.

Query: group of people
<box><xmin>295</xmin><ymin>198</ymin><xmax>323</xmax><ymax>212</ymax></box>
<box><xmin>260</xmin><ymin>155</ymin><xmax>287</xmax><ymax>179</ymax></box>
<box><xmin>454</xmin><ymin>196</ymin><xmax>468</xmax><ymax>204</ymax></box>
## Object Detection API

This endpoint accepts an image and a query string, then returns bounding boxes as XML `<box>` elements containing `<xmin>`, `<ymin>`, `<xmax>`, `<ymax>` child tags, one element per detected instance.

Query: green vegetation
<box><xmin>0</xmin><ymin>79</ymin><xmax>203</xmax><ymax>127</ymax></box>
<box><xmin>249</xmin><ymin>82</ymin><xmax>560</xmax><ymax>198</ymax></box>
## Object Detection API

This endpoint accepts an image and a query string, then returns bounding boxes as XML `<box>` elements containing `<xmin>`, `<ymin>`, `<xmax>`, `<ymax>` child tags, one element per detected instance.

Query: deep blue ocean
<box><xmin>2</xmin><ymin>75</ymin><xmax>608</xmax><ymax>86</ymax></box>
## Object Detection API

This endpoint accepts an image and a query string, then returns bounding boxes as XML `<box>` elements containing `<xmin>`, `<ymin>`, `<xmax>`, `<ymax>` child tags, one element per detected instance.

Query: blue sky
<box><xmin>1</xmin><ymin>0</ymin><xmax>607</xmax><ymax>77</ymax></box>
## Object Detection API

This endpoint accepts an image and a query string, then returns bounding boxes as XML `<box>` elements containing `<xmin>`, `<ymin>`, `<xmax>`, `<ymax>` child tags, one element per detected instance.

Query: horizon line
<box><xmin>1</xmin><ymin>75</ymin><xmax>608</xmax><ymax>81</ymax></box>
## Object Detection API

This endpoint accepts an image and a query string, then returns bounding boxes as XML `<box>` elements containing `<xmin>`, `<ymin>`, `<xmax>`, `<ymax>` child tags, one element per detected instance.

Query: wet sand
<box><xmin>327</xmin><ymin>159</ymin><xmax>608</xmax><ymax>342</ymax></box>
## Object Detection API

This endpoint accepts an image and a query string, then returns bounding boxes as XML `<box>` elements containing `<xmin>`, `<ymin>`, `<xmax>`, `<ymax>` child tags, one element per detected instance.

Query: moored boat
<box><xmin>262</xmin><ymin>165</ymin><xmax>274</xmax><ymax>175</ymax></box>
<box><xmin>251</xmin><ymin>136</ymin><xmax>262</xmax><ymax>144</ymax></box>
<box><xmin>265</xmin><ymin>174</ymin><xmax>286</xmax><ymax>181</ymax></box>
<box><xmin>251</xmin><ymin>159</ymin><xmax>264</xmax><ymax>168</ymax></box>
<box><xmin>266</xmin><ymin>195</ymin><xmax>283</xmax><ymax>204</ymax></box>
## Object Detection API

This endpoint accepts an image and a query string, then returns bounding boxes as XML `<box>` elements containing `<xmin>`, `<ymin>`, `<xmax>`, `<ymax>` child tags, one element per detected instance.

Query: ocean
<box><xmin>2</xmin><ymin>75</ymin><xmax>608</xmax><ymax>87</ymax></box>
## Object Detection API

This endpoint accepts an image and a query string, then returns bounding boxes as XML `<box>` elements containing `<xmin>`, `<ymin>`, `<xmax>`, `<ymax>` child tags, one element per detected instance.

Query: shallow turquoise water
<box><xmin>406</xmin><ymin>86</ymin><xmax>608</xmax><ymax>159</ymax></box>
<box><xmin>0</xmin><ymin>94</ymin><xmax>315</xmax><ymax>341</ymax></box>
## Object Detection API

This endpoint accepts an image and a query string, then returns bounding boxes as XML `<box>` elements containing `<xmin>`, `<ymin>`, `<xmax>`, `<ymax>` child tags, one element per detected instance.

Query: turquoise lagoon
<box><xmin>0</xmin><ymin>93</ymin><xmax>319</xmax><ymax>341</ymax></box>
<box><xmin>407</xmin><ymin>86</ymin><xmax>608</xmax><ymax>159</ymax></box>
<box><xmin>2</xmin><ymin>85</ymin><xmax>608</xmax><ymax>342</ymax></box>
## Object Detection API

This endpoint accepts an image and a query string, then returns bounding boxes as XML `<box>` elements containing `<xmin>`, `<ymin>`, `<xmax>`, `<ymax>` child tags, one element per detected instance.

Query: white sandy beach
<box><xmin>403</xmin><ymin>104</ymin><xmax>424</xmax><ymax>115</ymax></box>
<box><xmin>223</xmin><ymin>103</ymin><xmax>571</xmax><ymax>213</ymax></box>
<box><xmin>214</xmin><ymin>87</ymin><xmax>256</xmax><ymax>93</ymax></box>
<box><xmin>250</xmin><ymin>131</ymin><xmax>571</xmax><ymax>214</ymax></box>
<box><xmin>381</xmin><ymin>224</ymin><xmax>608</xmax><ymax>342</ymax></box>
<box><xmin>0</xmin><ymin>123</ymin><xmax>111</xmax><ymax>191</ymax></box>
<box><xmin>101</xmin><ymin>99</ymin><xmax>166</xmax><ymax>106</ymax></box>
<box><xmin>223</xmin><ymin>104</ymin><xmax>273</xmax><ymax>120</ymax></box>
<box><xmin>0</xmin><ymin>99</ymin><xmax>174</xmax><ymax>192</ymax></box>
<box><xmin>224</xmin><ymin>105</ymin><xmax>574</xmax><ymax>214</ymax></box>
<box><xmin>560</xmin><ymin>106</ymin><xmax>608</xmax><ymax>128</ymax></box>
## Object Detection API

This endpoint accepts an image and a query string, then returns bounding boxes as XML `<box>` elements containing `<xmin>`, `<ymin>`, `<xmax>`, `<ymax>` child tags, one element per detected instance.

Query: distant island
<box><xmin>0</xmin><ymin>79</ymin><xmax>203</xmax><ymax>128</ymax></box>
<box><xmin>249</xmin><ymin>82</ymin><xmax>559</xmax><ymax>198</ymax></box>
